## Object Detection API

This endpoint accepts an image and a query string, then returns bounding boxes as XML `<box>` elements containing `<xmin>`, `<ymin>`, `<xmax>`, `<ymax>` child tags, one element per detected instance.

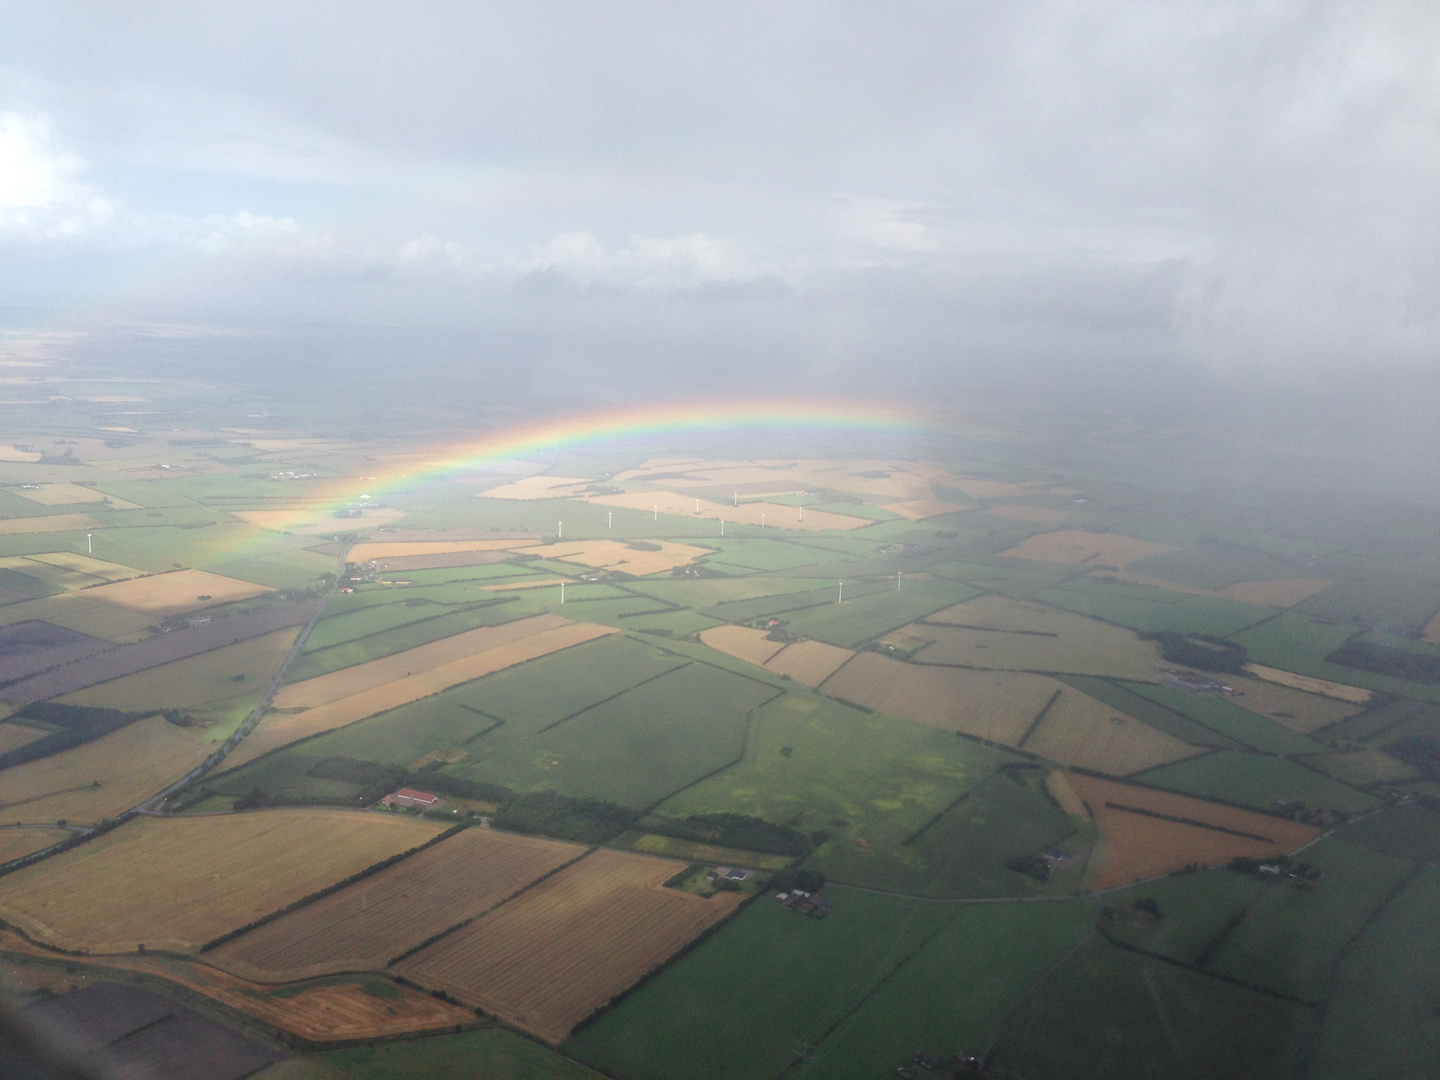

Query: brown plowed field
<box><xmin>699</xmin><ymin>625</ymin><xmax>786</xmax><ymax>666</ymax></box>
<box><xmin>82</xmin><ymin>568</ymin><xmax>270</xmax><ymax>615</ymax></box>
<box><xmin>996</xmin><ymin>529</ymin><xmax>1177</xmax><ymax>567</ymax></box>
<box><xmin>396</xmin><ymin>848</ymin><xmax>744</xmax><ymax>1043</ymax></box>
<box><xmin>212</xmin><ymin>828</ymin><xmax>585</xmax><ymax>982</ymax></box>
<box><xmin>0</xmin><ymin>810</ymin><xmax>442</xmax><ymax>954</ymax></box>
<box><xmin>230</xmin><ymin>621</ymin><xmax>614</xmax><ymax>768</ymax></box>
<box><xmin>1067</xmin><ymin>773</ymin><xmax>1320</xmax><ymax>891</ymax></box>
<box><xmin>1021</xmin><ymin>687</ymin><xmax>1201</xmax><ymax>775</ymax></box>
<box><xmin>276</xmin><ymin>615</ymin><xmax>572</xmax><ymax>709</ymax></box>
<box><xmin>818</xmin><ymin>651</ymin><xmax>1058</xmax><ymax>745</ymax></box>
<box><xmin>764</xmin><ymin>640</ymin><xmax>854</xmax><ymax>687</ymax></box>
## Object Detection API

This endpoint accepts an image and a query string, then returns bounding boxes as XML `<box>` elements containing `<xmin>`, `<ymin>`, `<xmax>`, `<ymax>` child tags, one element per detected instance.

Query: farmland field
<box><xmin>227</xmin><ymin>619</ymin><xmax>614</xmax><ymax>769</ymax></box>
<box><xmin>1202</xmin><ymin>837</ymin><xmax>1413</xmax><ymax>1002</ymax></box>
<box><xmin>996</xmin><ymin>529</ymin><xmax>1177</xmax><ymax>567</ymax></box>
<box><xmin>988</xmin><ymin>938</ymin><xmax>1313</xmax><ymax>1079</ymax></box>
<box><xmin>0</xmin><ymin>809</ymin><xmax>443</xmax><ymax>953</ymax></box>
<box><xmin>779</xmin><ymin>578</ymin><xmax>979</xmax><ymax>647</ymax></box>
<box><xmin>1021</xmin><ymin>685</ymin><xmax>1202</xmax><ymax>775</ymax></box>
<box><xmin>80</xmin><ymin>568</ymin><xmax>270</xmax><ymax>615</ymax></box>
<box><xmin>698</xmin><ymin>624</ymin><xmax>785</xmax><ymax>666</ymax></box>
<box><xmin>1243</xmin><ymin>662</ymin><xmax>1371</xmax><ymax>704</ymax></box>
<box><xmin>1224</xmin><ymin>674</ymin><xmax>1363</xmax><ymax>733</ymax></box>
<box><xmin>564</xmin><ymin>888</ymin><xmax>957</xmax><ymax>1080</ymax></box>
<box><xmin>908</xmin><ymin>596</ymin><xmax>1164</xmax><ymax>680</ymax></box>
<box><xmin>326</xmin><ymin>1028</ymin><xmax>607</xmax><ymax>1080</ymax></box>
<box><xmin>0</xmin><ymin>826</ymin><xmax>69</xmax><ymax>863</ymax></box>
<box><xmin>1134</xmin><ymin>751</ymin><xmax>1381</xmax><ymax>814</ymax></box>
<box><xmin>1307</xmin><ymin>865</ymin><xmax>1440</xmax><ymax>1078</ymax></box>
<box><xmin>213</xmin><ymin>827</ymin><xmax>584</xmax><ymax>981</ymax></box>
<box><xmin>450</xmin><ymin>658</ymin><xmax>777</xmax><ymax>808</ymax></box>
<box><xmin>763</xmin><ymin>639</ymin><xmax>853</xmax><ymax>686</ymax></box>
<box><xmin>0</xmin><ymin>716</ymin><xmax>213</xmax><ymax>825</ymax></box>
<box><xmin>804</xmin><ymin>900</ymin><xmax>1097</xmax><ymax>1079</ymax></box>
<box><xmin>1067</xmin><ymin>773</ymin><xmax>1319</xmax><ymax>889</ymax></box>
<box><xmin>819</xmin><ymin>650</ymin><xmax>1060</xmax><ymax>744</ymax></box>
<box><xmin>60</xmin><ymin>627</ymin><xmax>300</xmax><ymax>715</ymax></box>
<box><xmin>1099</xmin><ymin>868</ymin><xmax>1265</xmax><ymax>964</ymax></box>
<box><xmin>1122</xmin><ymin>683</ymin><xmax>1330</xmax><ymax>755</ymax></box>
<box><xmin>396</xmin><ymin>848</ymin><xmax>744</xmax><ymax>1043</ymax></box>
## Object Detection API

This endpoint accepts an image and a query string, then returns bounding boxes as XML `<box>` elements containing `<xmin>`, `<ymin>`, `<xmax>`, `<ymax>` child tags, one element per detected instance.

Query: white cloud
<box><xmin>0</xmin><ymin>112</ymin><xmax>118</xmax><ymax>238</ymax></box>
<box><xmin>526</xmin><ymin>231</ymin><xmax>758</xmax><ymax>289</ymax></box>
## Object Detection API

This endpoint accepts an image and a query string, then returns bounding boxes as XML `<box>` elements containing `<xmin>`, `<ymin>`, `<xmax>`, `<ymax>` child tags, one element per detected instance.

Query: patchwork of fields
<box><xmin>2</xmin><ymin>435</ymin><xmax>1437</xmax><ymax>1079</ymax></box>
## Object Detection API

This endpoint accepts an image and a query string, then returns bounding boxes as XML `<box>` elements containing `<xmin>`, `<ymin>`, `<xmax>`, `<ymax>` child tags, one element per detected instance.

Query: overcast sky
<box><xmin>1</xmin><ymin>2</ymin><xmax>1438</xmax><ymax>411</ymax></box>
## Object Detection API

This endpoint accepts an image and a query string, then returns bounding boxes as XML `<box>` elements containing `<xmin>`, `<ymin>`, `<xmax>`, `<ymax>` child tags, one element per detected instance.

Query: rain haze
<box><xmin>2</xmin><ymin>3</ymin><xmax>1438</xmax><ymax>446</ymax></box>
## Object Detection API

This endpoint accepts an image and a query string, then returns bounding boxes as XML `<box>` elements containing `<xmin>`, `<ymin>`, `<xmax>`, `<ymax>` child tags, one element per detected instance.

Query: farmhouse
<box><xmin>381</xmin><ymin>788</ymin><xmax>443</xmax><ymax>810</ymax></box>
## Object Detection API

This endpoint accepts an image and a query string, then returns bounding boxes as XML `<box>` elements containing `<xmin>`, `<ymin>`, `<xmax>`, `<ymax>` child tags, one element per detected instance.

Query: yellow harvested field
<box><xmin>0</xmin><ymin>810</ymin><xmax>443</xmax><ymax>954</ymax></box>
<box><xmin>11</xmin><ymin>483</ymin><xmax>142</xmax><ymax>509</ymax></box>
<box><xmin>0</xmin><ymin>514</ymin><xmax>100</xmax><ymax>535</ymax></box>
<box><xmin>700</xmin><ymin>625</ymin><xmax>787</xmax><ymax>666</ymax></box>
<box><xmin>0</xmin><ymin>445</ymin><xmax>42</xmax><ymax>462</ymax></box>
<box><xmin>819</xmin><ymin>651</ymin><xmax>1060</xmax><ymax>744</ymax></box>
<box><xmin>997</xmin><ymin>529</ymin><xmax>1177</xmax><ymax>567</ymax></box>
<box><xmin>277</xmin><ymin>614</ymin><xmax>572</xmax><ymax>709</ymax></box>
<box><xmin>231</xmin><ymin>620</ymin><xmax>615</xmax><ymax>767</ymax></box>
<box><xmin>396</xmin><ymin>849</ymin><xmax>744</xmax><ymax>1043</ymax></box>
<box><xmin>586</xmin><ymin>490</ymin><xmax>870</xmax><ymax>531</ymax></box>
<box><xmin>82</xmin><ymin>568</ymin><xmax>270</xmax><ymax>615</ymax></box>
<box><xmin>1243</xmin><ymin>663</ymin><xmax>1371</xmax><ymax>704</ymax></box>
<box><xmin>983</xmin><ymin>504</ymin><xmax>1074</xmax><ymax>524</ymax></box>
<box><xmin>1068</xmin><ymin>774</ymin><xmax>1319</xmax><ymax>890</ymax></box>
<box><xmin>1212</xmin><ymin>579</ymin><xmax>1334</xmax><ymax>608</ymax></box>
<box><xmin>213</xmin><ymin>828</ymin><xmax>585</xmax><ymax>982</ymax></box>
<box><xmin>0</xmin><ymin>828</ymin><xmax>68</xmax><ymax>863</ymax></box>
<box><xmin>349</xmin><ymin>539</ymin><xmax>539</xmax><ymax>562</ymax></box>
<box><xmin>1225</xmin><ymin>675</ymin><xmax>1362</xmax><ymax>733</ymax></box>
<box><xmin>1045</xmin><ymin>770</ymin><xmax>1088</xmax><ymax>818</ymax></box>
<box><xmin>25</xmin><ymin>551</ymin><xmax>143</xmax><ymax>581</ymax></box>
<box><xmin>478</xmin><ymin>475</ymin><xmax>599</xmax><ymax>499</ymax></box>
<box><xmin>0</xmin><ymin>593</ymin><xmax>156</xmax><ymax>643</ymax></box>
<box><xmin>880</xmin><ymin>500</ymin><xmax>968</xmax><ymax>521</ymax></box>
<box><xmin>764</xmin><ymin>640</ymin><xmax>855</xmax><ymax>687</ymax></box>
<box><xmin>483</xmin><ymin>578</ymin><xmax>566</xmax><ymax>591</ymax></box>
<box><xmin>0</xmin><ymin>717</ymin><xmax>212</xmax><ymax>825</ymax></box>
<box><xmin>61</xmin><ymin>628</ymin><xmax>300</xmax><ymax>714</ymax></box>
<box><xmin>916</xmin><ymin>595</ymin><xmax>1163</xmax><ymax>680</ymax></box>
<box><xmin>544</xmin><ymin>539</ymin><xmax>711</xmax><ymax>576</ymax></box>
<box><xmin>0</xmin><ymin>723</ymin><xmax>47</xmax><ymax>755</ymax></box>
<box><xmin>1021</xmin><ymin>686</ymin><xmax>1202</xmax><ymax>775</ymax></box>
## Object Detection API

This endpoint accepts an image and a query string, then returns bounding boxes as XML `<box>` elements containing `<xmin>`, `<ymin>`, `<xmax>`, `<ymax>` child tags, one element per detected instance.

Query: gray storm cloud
<box><xmin>1</xmin><ymin>1</ymin><xmax>1437</xmax><ymax>404</ymax></box>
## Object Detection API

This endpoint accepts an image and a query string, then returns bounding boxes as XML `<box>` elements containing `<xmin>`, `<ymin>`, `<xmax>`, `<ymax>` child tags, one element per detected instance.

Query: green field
<box><xmin>1306</xmin><ymin>865</ymin><xmax>1440</xmax><ymax>1079</ymax></box>
<box><xmin>1201</xmin><ymin>838</ymin><xmax>1413</xmax><ymax>1002</ymax></box>
<box><xmin>780</xmin><ymin>579</ymin><xmax>979</xmax><ymax>647</ymax></box>
<box><xmin>447</xmin><ymin>658</ymin><xmax>779</xmax><ymax>808</ymax></box>
<box><xmin>1335</xmin><ymin>802</ymin><xmax>1440</xmax><ymax>858</ymax></box>
<box><xmin>1060</xmin><ymin>676</ymin><xmax>1237</xmax><ymax>747</ymax></box>
<box><xmin>1037</xmin><ymin>582</ymin><xmax>1276</xmax><ymax>636</ymax></box>
<box><xmin>655</xmin><ymin>690</ymin><xmax>1020</xmax><ymax>892</ymax></box>
<box><xmin>804</xmin><ymin>899</ymin><xmax>1098</xmax><ymax>1078</ymax></box>
<box><xmin>903</xmin><ymin>768</ymin><xmax>1080</xmax><ymax>898</ymax></box>
<box><xmin>564</xmin><ymin>890</ymin><xmax>958</xmax><ymax>1080</ymax></box>
<box><xmin>1135</xmin><ymin>751</ymin><xmax>1381</xmax><ymax>815</ymax></box>
<box><xmin>988</xmin><ymin>937</ymin><xmax>1315</xmax><ymax>1079</ymax></box>
<box><xmin>325</xmin><ymin>1025</ymin><xmax>604</xmax><ymax>1079</ymax></box>
<box><xmin>284</xmin><ymin>600</ymin><xmax>534</xmax><ymax>681</ymax></box>
<box><xmin>1100</xmin><ymin>868</ymin><xmax>1264</xmax><ymax>964</ymax></box>
<box><xmin>695</xmin><ymin>537</ymin><xmax>861</xmax><ymax>571</ymax></box>
<box><xmin>1124</xmin><ymin>683</ymin><xmax>1331</xmax><ymax>755</ymax></box>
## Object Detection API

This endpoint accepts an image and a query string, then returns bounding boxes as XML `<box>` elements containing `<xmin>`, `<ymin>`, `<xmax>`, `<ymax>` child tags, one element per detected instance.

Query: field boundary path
<box><xmin>137</xmin><ymin>542</ymin><xmax>352</xmax><ymax>814</ymax></box>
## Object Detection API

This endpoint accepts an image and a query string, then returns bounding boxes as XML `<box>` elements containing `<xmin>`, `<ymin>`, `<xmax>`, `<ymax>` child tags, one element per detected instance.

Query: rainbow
<box><xmin>244</xmin><ymin>398</ymin><xmax>927</xmax><ymax>538</ymax></box>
